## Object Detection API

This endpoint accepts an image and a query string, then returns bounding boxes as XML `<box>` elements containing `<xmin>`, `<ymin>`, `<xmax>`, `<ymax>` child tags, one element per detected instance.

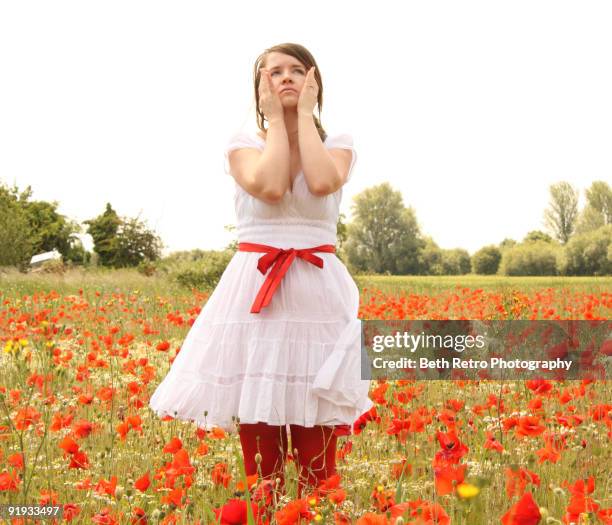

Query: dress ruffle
<box><xmin>148</xmin><ymin>315</ymin><xmax>373</xmax><ymax>433</ymax></box>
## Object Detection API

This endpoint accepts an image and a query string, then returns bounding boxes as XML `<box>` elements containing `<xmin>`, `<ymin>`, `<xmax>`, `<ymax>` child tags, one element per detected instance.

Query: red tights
<box><xmin>238</xmin><ymin>422</ymin><xmax>337</xmax><ymax>498</ymax></box>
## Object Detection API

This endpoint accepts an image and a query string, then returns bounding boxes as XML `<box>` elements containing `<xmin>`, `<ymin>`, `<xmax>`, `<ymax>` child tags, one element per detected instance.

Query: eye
<box><xmin>271</xmin><ymin>71</ymin><xmax>279</xmax><ymax>76</ymax></box>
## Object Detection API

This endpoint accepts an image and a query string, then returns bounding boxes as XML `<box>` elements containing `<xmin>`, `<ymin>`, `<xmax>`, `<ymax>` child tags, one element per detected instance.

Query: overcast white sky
<box><xmin>1</xmin><ymin>1</ymin><xmax>610</xmax><ymax>256</ymax></box>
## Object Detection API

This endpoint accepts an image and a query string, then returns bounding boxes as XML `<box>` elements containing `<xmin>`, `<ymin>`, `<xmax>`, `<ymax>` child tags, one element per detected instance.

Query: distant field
<box><xmin>1</xmin><ymin>267</ymin><xmax>610</xmax><ymax>297</ymax></box>
<box><xmin>354</xmin><ymin>274</ymin><xmax>611</xmax><ymax>295</ymax></box>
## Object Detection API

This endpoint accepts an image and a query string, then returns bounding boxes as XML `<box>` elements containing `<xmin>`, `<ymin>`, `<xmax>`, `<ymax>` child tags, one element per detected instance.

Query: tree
<box><xmin>334</xmin><ymin>212</ymin><xmax>350</xmax><ymax>264</ymax></box>
<box><xmin>575</xmin><ymin>181</ymin><xmax>612</xmax><ymax>234</ymax></box>
<box><xmin>499</xmin><ymin>241</ymin><xmax>560</xmax><ymax>276</ymax></box>
<box><xmin>498</xmin><ymin>238</ymin><xmax>517</xmax><ymax>252</ymax></box>
<box><xmin>113</xmin><ymin>216</ymin><xmax>164</xmax><ymax>267</ymax></box>
<box><xmin>575</xmin><ymin>205</ymin><xmax>606</xmax><ymax>235</ymax></box>
<box><xmin>418</xmin><ymin>236</ymin><xmax>444</xmax><ymax>275</ymax></box>
<box><xmin>543</xmin><ymin>182</ymin><xmax>579</xmax><ymax>244</ymax></box>
<box><xmin>0</xmin><ymin>183</ymin><xmax>33</xmax><ymax>268</ymax></box>
<box><xmin>472</xmin><ymin>245</ymin><xmax>502</xmax><ymax>275</ymax></box>
<box><xmin>21</xmin><ymin>198</ymin><xmax>80</xmax><ymax>257</ymax></box>
<box><xmin>441</xmin><ymin>248</ymin><xmax>471</xmax><ymax>275</ymax></box>
<box><xmin>523</xmin><ymin>230</ymin><xmax>555</xmax><ymax>244</ymax></box>
<box><xmin>84</xmin><ymin>205</ymin><xmax>162</xmax><ymax>268</ymax></box>
<box><xmin>409</xmin><ymin>237</ymin><xmax>471</xmax><ymax>275</ymax></box>
<box><xmin>585</xmin><ymin>181</ymin><xmax>612</xmax><ymax>224</ymax></box>
<box><xmin>0</xmin><ymin>181</ymin><xmax>84</xmax><ymax>268</ymax></box>
<box><xmin>558</xmin><ymin>225</ymin><xmax>612</xmax><ymax>276</ymax></box>
<box><xmin>84</xmin><ymin>203</ymin><xmax>122</xmax><ymax>266</ymax></box>
<box><xmin>343</xmin><ymin>183</ymin><xmax>425</xmax><ymax>274</ymax></box>
<box><xmin>336</xmin><ymin>212</ymin><xmax>348</xmax><ymax>251</ymax></box>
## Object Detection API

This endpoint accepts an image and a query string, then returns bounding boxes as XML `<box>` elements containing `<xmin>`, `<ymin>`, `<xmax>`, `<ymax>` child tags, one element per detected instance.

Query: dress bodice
<box><xmin>224</xmin><ymin>131</ymin><xmax>357</xmax><ymax>248</ymax></box>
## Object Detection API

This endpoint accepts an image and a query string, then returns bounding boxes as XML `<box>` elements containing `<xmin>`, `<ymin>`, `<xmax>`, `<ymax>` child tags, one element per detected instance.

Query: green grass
<box><xmin>354</xmin><ymin>274</ymin><xmax>611</xmax><ymax>295</ymax></box>
<box><xmin>0</xmin><ymin>266</ymin><xmax>183</xmax><ymax>297</ymax></box>
<box><xmin>2</xmin><ymin>266</ymin><xmax>610</xmax><ymax>299</ymax></box>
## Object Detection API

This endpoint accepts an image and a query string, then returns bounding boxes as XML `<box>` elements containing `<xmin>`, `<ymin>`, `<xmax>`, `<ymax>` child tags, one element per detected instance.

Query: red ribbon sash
<box><xmin>237</xmin><ymin>242</ymin><xmax>336</xmax><ymax>313</ymax></box>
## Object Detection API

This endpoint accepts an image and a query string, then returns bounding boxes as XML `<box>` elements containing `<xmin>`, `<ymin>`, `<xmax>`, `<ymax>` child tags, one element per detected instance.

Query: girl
<box><xmin>149</xmin><ymin>42</ymin><xmax>373</xmax><ymax>500</ymax></box>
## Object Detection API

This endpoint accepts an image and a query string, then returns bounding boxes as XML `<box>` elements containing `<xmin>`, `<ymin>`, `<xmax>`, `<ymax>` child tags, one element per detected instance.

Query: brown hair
<box><xmin>253</xmin><ymin>43</ymin><xmax>327</xmax><ymax>142</ymax></box>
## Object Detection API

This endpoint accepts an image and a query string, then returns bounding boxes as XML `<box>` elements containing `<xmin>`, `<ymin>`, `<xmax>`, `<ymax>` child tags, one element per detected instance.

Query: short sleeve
<box><xmin>325</xmin><ymin>133</ymin><xmax>357</xmax><ymax>182</ymax></box>
<box><xmin>223</xmin><ymin>132</ymin><xmax>263</xmax><ymax>176</ymax></box>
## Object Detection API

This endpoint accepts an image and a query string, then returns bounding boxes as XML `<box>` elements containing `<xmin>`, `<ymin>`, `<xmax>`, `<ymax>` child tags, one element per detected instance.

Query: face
<box><xmin>261</xmin><ymin>51</ymin><xmax>307</xmax><ymax>104</ymax></box>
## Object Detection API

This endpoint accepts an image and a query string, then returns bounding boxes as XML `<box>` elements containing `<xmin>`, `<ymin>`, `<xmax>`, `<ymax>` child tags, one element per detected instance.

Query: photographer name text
<box><xmin>372</xmin><ymin>357</ymin><xmax>573</xmax><ymax>371</ymax></box>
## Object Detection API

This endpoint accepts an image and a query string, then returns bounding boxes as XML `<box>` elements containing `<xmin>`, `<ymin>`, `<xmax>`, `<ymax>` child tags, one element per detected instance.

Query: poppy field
<box><xmin>0</xmin><ymin>270</ymin><xmax>610</xmax><ymax>524</ymax></box>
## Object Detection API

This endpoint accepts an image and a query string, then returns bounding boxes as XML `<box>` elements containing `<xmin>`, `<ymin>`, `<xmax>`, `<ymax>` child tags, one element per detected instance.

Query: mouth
<box><xmin>281</xmin><ymin>89</ymin><xmax>297</xmax><ymax>94</ymax></box>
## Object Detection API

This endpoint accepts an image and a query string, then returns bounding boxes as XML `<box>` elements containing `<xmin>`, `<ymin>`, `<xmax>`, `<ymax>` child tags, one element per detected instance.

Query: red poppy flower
<box><xmin>501</xmin><ymin>492</ymin><xmax>541</xmax><ymax>525</ymax></box>
<box><xmin>213</xmin><ymin>499</ymin><xmax>260</xmax><ymax>525</ymax></box>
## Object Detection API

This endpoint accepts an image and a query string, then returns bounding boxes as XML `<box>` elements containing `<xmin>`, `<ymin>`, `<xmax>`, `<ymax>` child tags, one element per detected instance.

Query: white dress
<box><xmin>148</xmin><ymin>129</ymin><xmax>373</xmax><ymax>434</ymax></box>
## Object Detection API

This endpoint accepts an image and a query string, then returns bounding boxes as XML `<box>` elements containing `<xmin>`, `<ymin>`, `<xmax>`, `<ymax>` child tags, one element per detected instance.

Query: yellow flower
<box><xmin>3</xmin><ymin>341</ymin><xmax>14</xmax><ymax>354</ymax></box>
<box><xmin>456</xmin><ymin>483</ymin><xmax>480</xmax><ymax>499</ymax></box>
<box><xmin>314</xmin><ymin>515</ymin><xmax>323</xmax><ymax>523</ymax></box>
<box><xmin>308</xmin><ymin>497</ymin><xmax>317</xmax><ymax>507</ymax></box>
<box><xmin>19</xmin><ymin>339</ymin><xmax>28</xmax><ymax>347</ymax></box>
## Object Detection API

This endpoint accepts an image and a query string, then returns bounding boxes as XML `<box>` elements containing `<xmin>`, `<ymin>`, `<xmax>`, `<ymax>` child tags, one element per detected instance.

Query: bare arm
<box><xmin>228</xmin><ymin>118</ymin><xmax>291</xmax><ymax>204</ymax></box>
<box><xmin>298</xmin><ymin>112</ymin><xmax>345</xmax><ymax>196</ymax></box>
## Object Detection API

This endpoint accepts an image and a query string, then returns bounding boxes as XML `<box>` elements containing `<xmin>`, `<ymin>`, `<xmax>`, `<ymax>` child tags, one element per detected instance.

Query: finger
<box><xmin>259</xmin><ymin>69</ymin><xmax>269</xmax><ymax>96</ymax></box>
<box><xmin>310</xmin><ymin>67</ymin><xmax>318</xmax><ymax>85</ymax></box>
<box><xmin>308</xmin><ymin>69</ymin><xmax>317</xmax><ymax>90</ymax></box>
<box><xmin>265</xmin><ymin>72</ymin><xmax>274</xmax><ymax>95</ymax></box>
<box><xmin>267</xmin><ymin>71</ymin><xmax>278</xmax><ymax>96</ymax></box>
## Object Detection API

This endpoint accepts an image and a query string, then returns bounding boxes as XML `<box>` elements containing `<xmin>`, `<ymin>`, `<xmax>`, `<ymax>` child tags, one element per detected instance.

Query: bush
<box><xmin>419</xmin><ymin>245</ymin><xmax>471</xmax><ymax>275</ymax></box>
<box><xmin>440</xmin><ymin>249</ymin><xmax>471</xmax><ymax>275</ymax></box>
<box><xmin>137</xmin><ymin>259</ymin><xmax>157</xmax><ymax>277</ymax></box>
<box><xmin>472</xmin><ymin>245</ymin><xmax>502</xmax><ymax>275</ymax></box>
<box><xmin>499</xmin><ymin>241</ymin><xmax>560</xmax><ymax>276</ymax></box>
<box><xmin>158</xmin><ymin>249</ymin><xmax>235</xmax><ymax>290</ymax></box>
<box><xmin>419</xmin><ymin>239</ymin><xmax>444</xmax><ymax>275</ymax></box>
<box><xmin>558</xmin><ymin>225</ymin><xmax>612</xmax><ymax>276</ymax></box>
<box><xmin>33</xmin><ymin>259</ymin><xmax>66</xmax><ymax>275</ymax></box>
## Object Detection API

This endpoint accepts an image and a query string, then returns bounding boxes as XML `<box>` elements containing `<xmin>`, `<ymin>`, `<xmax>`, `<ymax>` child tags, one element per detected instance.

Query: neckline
<box><xmin>287</xmin><ymin>172</ymin><xmax>304</xmax><ymax>196</ymax></box>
